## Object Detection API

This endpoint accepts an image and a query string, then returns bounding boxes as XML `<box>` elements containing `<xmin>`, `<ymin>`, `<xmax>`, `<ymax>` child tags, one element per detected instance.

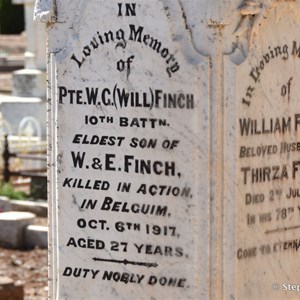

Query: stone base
<box><xmin>0</xmin><ymin>212</ymin><xmax>36</xmax><ymax>249</ymax></box>
<box><xmin>25</xmin><ymin>225</ymin><xmax>48</xmax><ymax>249</ymax></box>
<box><xmin>12</xmin><ymin>69</ymin><xmax>46</xmax><ymax>98</ymax></box>
<box><xmin>0</xmin><ymin>277</ymin><xmax>24</xmax><ymax>300</ymax></box>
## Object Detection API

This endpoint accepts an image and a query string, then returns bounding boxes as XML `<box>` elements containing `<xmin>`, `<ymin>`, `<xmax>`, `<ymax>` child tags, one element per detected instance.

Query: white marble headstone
<box><xmin>45</xmin><ymin>1</ymin><xmax>210</xmax><ymax>299</ymax></box>
<box><xmin>44</xmin><ymin>0</ymin><xmax>300</xmax><ymax>299</ymax></box>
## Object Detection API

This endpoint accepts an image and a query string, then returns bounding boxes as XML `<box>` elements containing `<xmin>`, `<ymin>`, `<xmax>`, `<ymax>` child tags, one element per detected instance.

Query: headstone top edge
<box><xmin>34</xmin><ymin>0</ymin><xmax>57</xmax><ymax>23</ymax></box>
<box><xmin>234</xmin><ymin>0</ymin><xmax>297</xmax><ymax>55</ymax></box>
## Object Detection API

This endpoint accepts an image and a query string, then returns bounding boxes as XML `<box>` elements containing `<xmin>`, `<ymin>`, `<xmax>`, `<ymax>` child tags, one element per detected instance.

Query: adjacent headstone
<box><xmin>42</xmin><ymin>0</ymin><xmax>300</xmax><ymax>299</ymax></box>
<box><xmin>223</xmin><ymin>1</ymin><xmax>300</xmax><ymax>299</ymax></box>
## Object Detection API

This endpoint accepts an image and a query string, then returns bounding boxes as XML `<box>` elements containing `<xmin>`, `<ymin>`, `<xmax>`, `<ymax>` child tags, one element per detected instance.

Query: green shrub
<box><xmin>0</xmin><ymin>0</ymin><xmax>24</xmax><ymax>34</ymax></box>
<box><xmin>0</xmin><ymin>181</ymin><xmax>28</xmax><ymax>200</ymax></box>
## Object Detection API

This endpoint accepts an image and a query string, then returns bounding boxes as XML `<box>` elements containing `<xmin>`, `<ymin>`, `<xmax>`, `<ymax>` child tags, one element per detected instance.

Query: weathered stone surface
<box><xmin>0</xmin><ymin>277</ymin><xmax>24</xmax><ymax>300</ymax></box>
<box><xmin>0</xmin><ymin>211</ymin><xmax>36</xmax><ymax>249</ymax></box>
<box><xmin>11</xmin><ymin>200</ymin><xmax>47</xmax><ymax>217</ymax></box>
<box><xmin>25</xmin><ymin>225</ymin><xmax>48</xmax><ymax>249</ymax></box>
<box><xmin>221</xmin><ymin>2</ymin><xmax>300</xmax><ymax>300</ymax></box>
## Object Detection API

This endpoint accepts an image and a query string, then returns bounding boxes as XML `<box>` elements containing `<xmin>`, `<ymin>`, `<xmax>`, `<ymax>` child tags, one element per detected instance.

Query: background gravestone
<box><xmin>224</xmin><ymin>1</ymin><xmax>300</xmax><ymax>299</ymax></box>
<box><xmin>40</xmin><ymin>0</ymin><xmax>300</xmax><ymax>299</ymax></box>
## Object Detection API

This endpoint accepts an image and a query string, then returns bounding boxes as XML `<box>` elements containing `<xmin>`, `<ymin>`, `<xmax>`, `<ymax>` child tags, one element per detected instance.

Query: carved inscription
<box><xmin>236</xmin><ymin>40</ymin><xmax>300</xmax><ymax>260</ymax></box>
<box><xmin>70</xmin><ymin>24</ymin><xmax>180</xmax><ymax>77</ymax></box>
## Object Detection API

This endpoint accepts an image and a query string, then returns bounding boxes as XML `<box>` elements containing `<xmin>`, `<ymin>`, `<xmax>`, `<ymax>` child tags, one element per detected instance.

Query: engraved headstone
<box><xmin>42</xmin><ymin>0</ymin><xmax>300</xmax><ymax>299</ymax></box>
<box><xmin>42</xmin><ymin>0</ymin><xmax>210</xmax><ymax>299</ymax></box>
<box><xmin>223</xmin><ymin>1</ymin><xmax>300</xmax><ymax>299</ymax></box>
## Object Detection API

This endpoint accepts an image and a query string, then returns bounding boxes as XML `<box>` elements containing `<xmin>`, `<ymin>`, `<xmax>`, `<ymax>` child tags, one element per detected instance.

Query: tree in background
<box><xmin>0</xmin><ymin>0</ymin><xmax>24</xmax><ymax>34</ymax></box>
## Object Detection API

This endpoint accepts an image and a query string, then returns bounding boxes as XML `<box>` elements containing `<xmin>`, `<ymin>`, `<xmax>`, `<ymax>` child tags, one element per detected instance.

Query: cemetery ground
<box><xmin>0</xmin><ymin>185</ymin><xmax>48</xmax><ymax>299</ymax></box>
<box><xmin>0</xmin><ymin>219</ymin><xmax>48</xmax><ymax>300</ymax></box>
<box><xmin>0</xmin><ymin>34</ymin><xmax>48</xmax><ymax>299</ymax></box>
<box><xmin>0</xmin><ymin>187</ymin><xmax>48</xmax><ymax>300</ymax></box>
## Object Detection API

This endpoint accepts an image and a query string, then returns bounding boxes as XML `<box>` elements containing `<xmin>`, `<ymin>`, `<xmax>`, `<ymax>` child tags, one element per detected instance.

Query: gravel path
<box><xmin>0</xmin><ymin>247</ymin><xmax>48</xmax><ymax>300</ymax></box>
